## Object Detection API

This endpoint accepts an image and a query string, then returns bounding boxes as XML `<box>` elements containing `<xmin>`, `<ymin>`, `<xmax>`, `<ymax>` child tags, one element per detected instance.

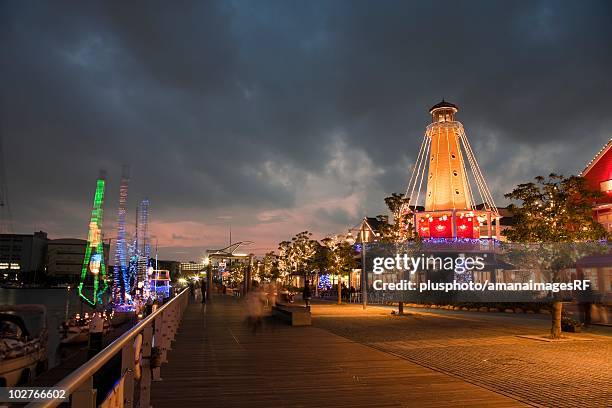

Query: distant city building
<box><xmin>180</xmin><ymin>261</ymin><xmax>207</xmax><ymax>276</ymax></box>
<box><xmin>580</xmin><ymin>138</ymin><xmax>612</xmax><ymax>232</ymax></box>
<box><xmin>157</xmin><ymin>260</ymin><xmax>181</xmax><ymax>280</ymax></box>
<box><xmin>46</xmin><ymin>238</ymin><xmax>110</xmax><ymax>283</ymax></box>
<box><xmin>0</xmin><ymin>231</ymin><xmax>47</xmax><ymax>281</ymax></box>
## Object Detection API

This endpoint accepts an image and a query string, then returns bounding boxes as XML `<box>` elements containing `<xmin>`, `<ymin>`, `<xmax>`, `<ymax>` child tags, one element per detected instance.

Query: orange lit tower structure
<box><xmin>403</xmin><ymin>101</ymin><xmax>500</xmax><ymax>240</ymax></box>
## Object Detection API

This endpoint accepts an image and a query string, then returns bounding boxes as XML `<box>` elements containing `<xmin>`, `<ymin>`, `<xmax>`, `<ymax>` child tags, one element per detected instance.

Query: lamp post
<box><xmin>203</xmin><ymin>256</ymin><xmax>211</xmax><ymax>303</ymax></box>
<box><xmin>360</xmin><ymin>219</ymin><xmax>367</xmax><ymax>310</ymax></box>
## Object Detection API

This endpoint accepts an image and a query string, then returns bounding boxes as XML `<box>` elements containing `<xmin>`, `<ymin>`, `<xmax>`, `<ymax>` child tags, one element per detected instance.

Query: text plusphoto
<box><xmin>373</xmin><ymin>279</ymin><xmax>592</xmax><ymax>293</ymax></box>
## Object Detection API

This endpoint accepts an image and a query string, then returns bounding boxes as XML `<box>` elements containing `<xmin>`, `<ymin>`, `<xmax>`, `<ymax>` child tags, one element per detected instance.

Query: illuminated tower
<box><xmin>135</xmin><ymin>199</ymin><xmax>151</xmax><ymax>301</ymax></box>
<box><xmin>79</xmin><ymin>172</ymin><xmax>109</xmax><ymax>306</ymax></box>
<box><xmin>113</xmin><ymin>166</ymin><xmax>130</xmax><ymax>306</ymax></box>
<box><xmin>403</xmin><ymin>101</ymin><xmax>500</xmax><ymax>239</ymax></box>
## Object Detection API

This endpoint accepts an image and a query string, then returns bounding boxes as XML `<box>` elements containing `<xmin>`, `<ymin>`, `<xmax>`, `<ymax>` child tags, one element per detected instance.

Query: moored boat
<box><xmin>0</xmin><ymin>304</ymin><xmax>48</xmax><ymax>387</ymax></box>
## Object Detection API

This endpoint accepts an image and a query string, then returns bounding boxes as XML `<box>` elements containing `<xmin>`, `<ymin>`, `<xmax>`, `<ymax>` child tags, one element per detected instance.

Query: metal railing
<box><xmin>27</xmin><ymin>288</ymin><xmax>189</xmax><ymax>408</ymax></box>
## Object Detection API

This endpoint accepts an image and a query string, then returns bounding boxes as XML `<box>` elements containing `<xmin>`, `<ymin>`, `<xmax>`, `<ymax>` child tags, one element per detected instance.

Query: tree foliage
<box><xmin>256</xmin><ymin>251</ymin><xmax>280</xmax><ymax>282</ymax></box>
<box><xmin>504</xmin><ymin>173</ymin><xmax>609</xmax><ymax>339</ymax></box>
<box><xmin>320</xmin><ymin>236</ymin><xmax>357</xmax><ymax>281</ymax></box>
<box><xmin>504</xmin><ymin>173</ymin><xmax>607</xmax><ymax>242</ymax></box>
<box><xmin>377</xmin><ymin>192</ymin><xmax>412</xmax><ymax>243</ymax></box>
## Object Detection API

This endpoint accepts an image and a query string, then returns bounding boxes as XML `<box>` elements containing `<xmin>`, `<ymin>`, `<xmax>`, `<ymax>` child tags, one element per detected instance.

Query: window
<box><xmin>453</xmin><ymin>170</ymin><xmax>458</xmax><ymax>176</ymax></box>
<box><xmin>582</xmin><ymin>268</ymin><xmax>599</xmax><ymax>290</ymax></box>
<box><xmin>455</xmin><ymin>189</ymin><xmax>460</xmax><ymax>195</ymax></box>
<box><xmin>451</xmin><ymin>153</ymin><xmax>456</xmax><ymax>159</ymax></box>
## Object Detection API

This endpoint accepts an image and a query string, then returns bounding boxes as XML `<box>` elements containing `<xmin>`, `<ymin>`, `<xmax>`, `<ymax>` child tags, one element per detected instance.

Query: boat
<box><xmin>59</xmin><ymin>311</ymin><xmax>111</xmax><ymax>345</ymax></box>
<box><xmin>0</xmin><ymin>304</ymin><xmax>48</xmax><ymax>387</ymax></box>
<box><xmin>0</xmin><ymin>282</ymin><xmax>23</xmax><ymax>289</ymax></box>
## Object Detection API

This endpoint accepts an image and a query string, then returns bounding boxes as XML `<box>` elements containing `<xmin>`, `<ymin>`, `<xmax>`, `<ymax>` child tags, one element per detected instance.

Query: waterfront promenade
<box><xmin>312</xmin><ymin>303</ymin><xmax>612</xmax><ymax>408</ymax></box>
<box><xmin>151</xmin><ymin>296</ymin><xmax>526</xmax><ymax>408</ymax></box>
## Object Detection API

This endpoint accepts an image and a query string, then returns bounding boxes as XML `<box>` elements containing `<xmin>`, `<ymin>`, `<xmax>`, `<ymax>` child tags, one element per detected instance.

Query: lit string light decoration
<box><xmin>113</xmin><ymin>166</ymin><xmax>130</xmax><ymax>306</ymax></box>
<box><xmin>79</xmin><ymin>173</ymin><xmax>108</xmax><ymax>306</ymax></box>
<box><xmin>402</xmin><ymin>101</ymin><xmax>501</xmax><ymax>240</ymax></box>
<box><xmin>318</xmin><ymin>273</ymin><xmax>332</xmax><ymax>290</ymax></box>
<box><xmin>136</xmin><ymin>199</ymin><xmax>151</xmax><ymax>302</ymax></box>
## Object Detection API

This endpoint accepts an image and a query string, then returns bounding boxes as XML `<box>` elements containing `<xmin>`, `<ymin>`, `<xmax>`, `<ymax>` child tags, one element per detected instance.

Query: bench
<box><xmin>271</xmin><ymin>304</ymin><xmax>312</xmax><ymax>326</ymax></box>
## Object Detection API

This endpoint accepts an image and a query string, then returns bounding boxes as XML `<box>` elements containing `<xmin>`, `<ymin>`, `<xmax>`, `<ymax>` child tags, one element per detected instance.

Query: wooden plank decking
<box><xmin>150</xmin><ymin>296</ymin><xmax>528</xmax><ymax>408</ymax></box>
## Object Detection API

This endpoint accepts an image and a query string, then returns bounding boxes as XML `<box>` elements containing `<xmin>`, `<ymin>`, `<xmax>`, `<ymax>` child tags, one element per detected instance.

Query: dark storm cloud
<box><xmin>1</xmin><ymin>0</ymin><xmax>611</xmax><ymax>257</ymax></box>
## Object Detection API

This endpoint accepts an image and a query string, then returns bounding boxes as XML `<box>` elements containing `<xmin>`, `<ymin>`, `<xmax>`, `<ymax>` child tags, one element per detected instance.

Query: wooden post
<box><xmin>140</xmin><ymin>326</ymin><xmax>153</xmax><ymax>408</ymax></box>
<box><xmin>161</xmin><ymin>311</ymin><xmax>170</xmax><ymax>362</ymax></box>
<box><xmin>121</xmin><ymin>341</ymin><xmax>135</xmax><ymax>408</ymax></box>
<box><xmin>71</xmin><ymin>376</ymin><xmax>95</xmax><ymax>408</ymax></box>
<box><xmin>207</xmin><ymin>265</ymin><xmax>213</xmax><ymax>303</ymax></box>
<box><xmin>495</xmin><ymin>216</ymin><xmax>501</xmax><ymax>239</ymax></box>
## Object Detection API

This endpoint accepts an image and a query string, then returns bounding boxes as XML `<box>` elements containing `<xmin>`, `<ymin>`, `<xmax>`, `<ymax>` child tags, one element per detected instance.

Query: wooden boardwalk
<box><xmin>151</xmin><ymin>296</ymin><xmax>528</xmax><ymax>408</ymax></box>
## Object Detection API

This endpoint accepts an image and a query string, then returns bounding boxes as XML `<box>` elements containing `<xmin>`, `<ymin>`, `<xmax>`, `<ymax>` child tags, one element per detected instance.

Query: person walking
<box><xmin>188</xmin><ymin>279</ymin><xmax>195</xmax><ymax>303</ymax></box>
<box><xmin>245</xmin><ymin>281</ymin><xmax>266</xmax><ymax>333</ymax></box>
<box><xmin>201</xmin><ymin>279</ymin><xmax>207</xmax><ymax>304</ymax></box>
<box><xmin>303</xmin><ymin>280</ymin><xmax>312</xmax><ymax>310</ymax></box>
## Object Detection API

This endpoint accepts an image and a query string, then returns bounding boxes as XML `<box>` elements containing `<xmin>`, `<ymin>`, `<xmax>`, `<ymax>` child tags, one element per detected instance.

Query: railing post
<box><xmin>140</xmin><ymin>325</ymin><xmax>153</xmax><ymax>408</ymax></box>
<box><xmin>121</xmin><ymin>339</ymin><xmax>135</xmax><ymax>408</ymax></box>
<box><xmin>71</xmin><ymin>376</ymin><xmax>95</xmax><ymax>408</ymax></box>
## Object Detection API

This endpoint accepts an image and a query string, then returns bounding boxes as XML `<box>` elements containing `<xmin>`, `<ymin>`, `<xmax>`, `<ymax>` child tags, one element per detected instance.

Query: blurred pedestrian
<box><xmin>245</xmin><ymin>281</ymin><xmax>266</xmax><ymax>333</ymax></box>
<box><xmin>201</xmin><ymin>279</ymin><xmax>207</xmax><ymax>304</ymax></box>
<box><xmin>303</xmin><ymin>280</ymin><xmax>312</xmax><ymax>309</ymax></box>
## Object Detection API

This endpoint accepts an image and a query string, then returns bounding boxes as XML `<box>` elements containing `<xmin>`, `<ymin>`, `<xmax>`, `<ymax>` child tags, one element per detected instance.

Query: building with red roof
<box><xmin>580</xmin><ymin>139</ymin><xmax>612</xmax><ymax>232</ymax></box>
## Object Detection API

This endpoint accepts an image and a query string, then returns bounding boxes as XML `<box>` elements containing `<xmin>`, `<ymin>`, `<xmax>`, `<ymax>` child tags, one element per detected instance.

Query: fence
<box><xmin>27</xmin><ymin>288</ymin><xmax>189</xmax><ymax>408</ymax></box>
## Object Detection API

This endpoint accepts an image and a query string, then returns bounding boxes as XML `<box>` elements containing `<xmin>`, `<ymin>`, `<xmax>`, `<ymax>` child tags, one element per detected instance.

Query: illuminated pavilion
<box><xmin>403</xmin><ymin>100</ymin><xmax>501</xmax><ymax>240</ymax></box>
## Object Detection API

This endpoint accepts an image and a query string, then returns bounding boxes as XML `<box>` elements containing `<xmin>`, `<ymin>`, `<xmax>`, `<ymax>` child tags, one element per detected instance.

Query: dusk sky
<box><xmin>2</xmin><ymin>1</ymin><xmax>611</xmax><ymax>260</ymax></box>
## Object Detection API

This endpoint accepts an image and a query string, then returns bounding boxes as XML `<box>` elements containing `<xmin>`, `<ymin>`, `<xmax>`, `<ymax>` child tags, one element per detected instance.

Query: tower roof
<box><xmin>429</xmin><ymin>99</ymin><xmax>458</xmax><ymax>114</ymax></box>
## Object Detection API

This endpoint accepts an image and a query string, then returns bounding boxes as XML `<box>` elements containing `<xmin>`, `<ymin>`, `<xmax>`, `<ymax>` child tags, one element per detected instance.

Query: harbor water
<box><xmin>0</xmin><ymin>287</ymin><xmax>97</xmax><ymax>368</ymax></box>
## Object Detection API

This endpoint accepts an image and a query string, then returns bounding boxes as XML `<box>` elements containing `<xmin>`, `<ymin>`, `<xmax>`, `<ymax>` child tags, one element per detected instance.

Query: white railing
<box><xmin>27</xmin><ymin>288</ymin><xmax>189</xmax><ymax>408</ymax></box>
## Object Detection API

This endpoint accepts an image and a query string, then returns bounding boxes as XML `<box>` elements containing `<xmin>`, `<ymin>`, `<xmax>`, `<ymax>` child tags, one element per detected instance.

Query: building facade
<box><xmin>0</xmin><ymin>231</ymin><xmax>47</xmax><ymax>281</ymax></box>
<box><xmin>46</xmin><ymin>238</ymin><xmax>110</xmax><ymax>283</ymax></box>
<box><xmin>580</xmin><ymin>139</ymin><xmax>612</xmax><ymax>232</ymax></box>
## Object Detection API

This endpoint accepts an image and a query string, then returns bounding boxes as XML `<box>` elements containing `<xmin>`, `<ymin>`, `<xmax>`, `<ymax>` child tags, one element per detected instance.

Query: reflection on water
<box><xmin>0</xmin><ymin>288</ymin><xmax>99</xmax><ymax>368</ymax></box>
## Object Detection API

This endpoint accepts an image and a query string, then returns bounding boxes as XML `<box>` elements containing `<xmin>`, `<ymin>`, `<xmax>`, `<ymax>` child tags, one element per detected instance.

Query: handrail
<box><xmin>27</xmin><ymin>288</ymin><xmax>189</xmax><ymax>408</ymax></box>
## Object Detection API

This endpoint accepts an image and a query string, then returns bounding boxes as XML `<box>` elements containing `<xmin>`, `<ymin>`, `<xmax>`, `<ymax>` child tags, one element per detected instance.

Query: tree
<box><xmin>310</xmin><ymin>242</ymin><xmax>328</xmax><ymax>295</ymax></box>
<box><xmin>277</xmin><ymin>241</ymin><xmax>292</xmax><ymax>284</ymax></box>
<box><xmin>504</xmin><ymin>173</ymin><xmax>608</xmax><ymax>338</ymax></box>
<box><xmin>321</xmin><ymin>236</ymin><xmax>357</xmax><ymax>305</ymax></box>
<box><xmin>505</xmin><ymin>173</ymin><xmax>607</xmax><ymax>242</ymax></box>
<box><xmin>226</xmin><ymin>262</ymin><xmax>245</xmax><ymax>288</ymax></box>
<box><xmin>289</xmin><ymin>231</ymin><xmax>318</xmax><ymax>282</ymax></box>
<box><xmin>377</xmin><ymin>193</ymin><xmax>412</xmax><ymax>243</ymax></box>
<box><xmin>256</xmin><ymin>251</ymin><xmax>280</xmax><ymax>283</ymax></box>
